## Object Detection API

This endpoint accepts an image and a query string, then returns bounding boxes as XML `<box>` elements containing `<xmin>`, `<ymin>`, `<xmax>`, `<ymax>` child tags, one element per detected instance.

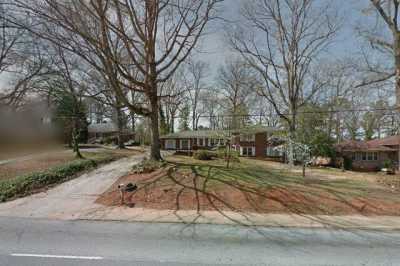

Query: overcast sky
<box><xmin>195</xmin><ymin>0</ymin><xmax>372</xmax><ymax>73</ymax></box>
<box><xmin>0</xmin><ymin>0</ymin><xmax>387</xmax><ymax>90</ymax></box>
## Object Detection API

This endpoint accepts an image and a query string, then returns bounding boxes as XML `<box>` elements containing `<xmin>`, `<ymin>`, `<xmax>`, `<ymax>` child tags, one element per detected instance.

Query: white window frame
<box><xmin>366</xmin><ymin>152</ymin><xmax>378</xmax><ymax>161</ymax></box>
<box><xmin>240</xmin><ymin>134</ymin><xmax>255</xmax><ymax>142</ymax></box>
<box><xmin>241</xmin><ymin>146</ymin><xmax>255</xmax><ymax>157</ymax></box>
<box><xmin>165</xmin><ymin>139</ymin><xmax>176</xmax><ymax>150</ymax></box>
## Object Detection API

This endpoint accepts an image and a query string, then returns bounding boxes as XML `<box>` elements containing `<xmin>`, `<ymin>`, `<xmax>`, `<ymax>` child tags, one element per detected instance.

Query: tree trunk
<box><xmin>131</xmin><ymin>113</ymin><xmax>135</xmax><ymax>133</ymax></box>
<box><xmin>287</xmin><ymin>126</ymin><xmax>295</xmax><ymax>167</ymax></box>
<box><xmin>116</xmin><ymin>106</ymin><xmax>125</xmax><ymax>149</ymax></box>
<box><xmin>170</xmin><ymin>115</ymin><xmax>175</xmax><ymax>133</ymax></box>
<box><xmin>150</xmin><ymin>98</ymin><xmax>162</xmax><ymax>161</ymax></box>
<box><xmin>287</xmin><ymin>110</ymin><xmax>296</xmax><ymax>167</ymax></box>
<box><xmin>395</xmin><ymin>33</ymin><xmax>400</xmax><ymax>170</ymax></box>
<box><xmin>192</xmin><ymin>110</ymin><xmax>196</xmax><ymax>130</ymax></box>
<box><xmin>395</xmin><ymin>33</ymin><xmax>400</xmax><ymax>109</ymax></box>
<box><xmin>72</xmin><ymin>119</ymin><xmax>83</xmax><ymax>159</ymax></box>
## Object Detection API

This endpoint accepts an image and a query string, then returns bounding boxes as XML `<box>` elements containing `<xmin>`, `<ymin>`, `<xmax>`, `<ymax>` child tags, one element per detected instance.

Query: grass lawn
<box><xmin>0</xmin><ymin>149</ymin><xmax>138</xmax><ymax>181</ymax></box>
<box><xmin>97</xmin><ymin>155</ymin><xmax>400</xmax><ymax>216</ymax></box>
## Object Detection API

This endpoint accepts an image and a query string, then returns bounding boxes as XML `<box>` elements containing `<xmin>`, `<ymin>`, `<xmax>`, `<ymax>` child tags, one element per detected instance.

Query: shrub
<box><xmin>343</xmin><ymin>157</ymin><xmax>352</xmax><ymax>170</ymax></box>
<box><xmin>132</xmin><ymin>158</ymin><xmax>166</xmax><ymax>174</ymax></box>
<box><xmin>193</xmin><ymin>150</ymin><xmax>215</xmax><ymax>160</ymax></box>
<box><xmin>104</xmin><ymin>136</ymin><xmax>117</xmax><ymax>145</ymax></box>
<box><xmin>0</xmin><ymin>156</ymin><xmax>115</xmax><ymax>202</ymax></box>
<box><xmin>383</xmin><ymin>159</ymin><xmax>393</xmax><ymax>169</ymax></box>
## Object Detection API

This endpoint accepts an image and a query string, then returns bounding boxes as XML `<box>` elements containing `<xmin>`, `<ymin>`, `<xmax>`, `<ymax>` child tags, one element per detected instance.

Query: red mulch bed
<box><xmin>96</xmin><ymin>169</ymin><xmax>400</xmax><ymax>216</ymax></box>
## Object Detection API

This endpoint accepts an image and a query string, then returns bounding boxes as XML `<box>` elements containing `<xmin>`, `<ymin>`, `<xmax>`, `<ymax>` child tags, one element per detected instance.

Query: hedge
<box><xmin>193</xmin><ymin>150</ymin><xmax>216</xmax><ymax>160</ymax></box>
<box><xmin>0</xmin><ymin>156</ymin><xmax>116</xmax><ymax>202</ymax></box>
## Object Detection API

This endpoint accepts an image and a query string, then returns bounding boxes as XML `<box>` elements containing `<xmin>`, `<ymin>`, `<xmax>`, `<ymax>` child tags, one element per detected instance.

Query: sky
<box><xmin>186</xmin><ymin>0</ymin><xmax>388</xmax><ymax>86</ymax></box>
<box><xmin>0</xmin><ymin>0</ymin><xmax>388</xmax><ymax>90</ymax></box>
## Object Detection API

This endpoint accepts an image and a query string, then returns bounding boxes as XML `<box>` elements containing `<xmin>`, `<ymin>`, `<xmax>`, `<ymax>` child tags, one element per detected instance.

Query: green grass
<box><xmin>0</xmin><ymin>152</ymin><xmax>122</xmax><ymax>202</ymax></box>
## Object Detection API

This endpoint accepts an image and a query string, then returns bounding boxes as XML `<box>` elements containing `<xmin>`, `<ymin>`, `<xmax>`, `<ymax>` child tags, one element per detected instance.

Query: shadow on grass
<box><xmin>126</xmin><ymin>157</ymin><xmax>400</xmax><ymax>231</ymax></box>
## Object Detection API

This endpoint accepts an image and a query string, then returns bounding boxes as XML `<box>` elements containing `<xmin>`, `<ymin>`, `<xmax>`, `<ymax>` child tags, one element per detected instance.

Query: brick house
<box><xmin>336</xmin><ymin>135</ymin><xmax>400</xmax><ymax>171</ymax></box>
<box><xmin>160</xmin><ymin>126</ymin><xmax>282</xmax><ymax>158</ymax></box>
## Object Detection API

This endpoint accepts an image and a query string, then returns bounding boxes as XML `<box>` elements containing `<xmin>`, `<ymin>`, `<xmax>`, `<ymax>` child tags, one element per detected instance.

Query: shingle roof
<box><xmin>336</xmin><ymin>135</ymin><xmax>400</xmax><ymax>152</ymax></box>
<box><xmin>367</xmin><ymin>135</ymin><xmax>400</xmax><ymax>147</ymax></box>
<box><xmin>160</xmin><ymin>126</ymin><xmax>281</xmax><ymax>139</ymax></box>
<box><xmin>88</xmin><ymin>122</ymin><xmax>119</xmax><ymax>133</ymax></box>
<box><xmin>88</xmin><ymin>123</ymin><xmax>134</xmax><ymax>134</ymax></box>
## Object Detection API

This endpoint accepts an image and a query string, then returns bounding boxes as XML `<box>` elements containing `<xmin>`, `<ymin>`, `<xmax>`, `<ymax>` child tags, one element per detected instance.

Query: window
<box><xmin>351</xmin><ymin>153</ymin><xmax>356</xmax><ymax>160</ymax></box>
<box><xmin>240</xmin><ymin>134</ymin><xmax>255</xmax><ymax>142</ymax></box>
<box><xmin>210</xmin><ymin>139</ymin><xmax>215</xmax><ymax>146</ymax></box>
<box><xmin>198</xmin><ymin>138</ymin><xmax>204</xmax><ymax>146</ymax></box>
<box><xmin>266</xmin><ymin>147</ymin><xmax>282</xmax><ymax>157</ymax></box>
<box><xmin>180</xmin><ymin>139</ymin><xmax>189</xmax><ymax>150</ymax></box>
<box><xmin>241</xmin><ymin>147</ymin><xmax>255</xmax><ymax>157</ymax></box>
<box><xmin>165</xmin><ymin>140</ymin><xmax>176</xmax><ymax>150</ymax></box>
<box><xmin>367</xmin><ymin>152</ymin><xmax>378</xmax><ymax>161</ymax></box>
<box><xmin>362</xmin><ymin>152</ymin><xmax>367</xmax><ymax>161</ymax></box>
<box><xmin>357</xmin><ymin>152</ymin><xmax>378</xmax><ymax>161</ymax></box>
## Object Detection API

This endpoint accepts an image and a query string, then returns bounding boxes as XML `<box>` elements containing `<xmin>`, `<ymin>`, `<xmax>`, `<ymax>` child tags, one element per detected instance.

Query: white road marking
<box><xmin>10</xmin><ymin>253</ymin><xmax>103</xmax><ymax>260</ymax></box>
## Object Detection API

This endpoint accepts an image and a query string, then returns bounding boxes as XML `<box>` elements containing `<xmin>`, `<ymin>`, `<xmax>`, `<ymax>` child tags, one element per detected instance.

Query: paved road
<box><xmin>0</xmin><ymin>217</ymin><xmax>399</xmax><ymax>266</ymax></box>
<box><xmin>0</xmin><ymin>154</ymin><xmax>146</xmax><ymax>219</ymax></box>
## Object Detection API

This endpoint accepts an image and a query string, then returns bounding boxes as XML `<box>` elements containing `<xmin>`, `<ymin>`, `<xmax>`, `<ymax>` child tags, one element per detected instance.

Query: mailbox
<box><xmin>125</xmin><ymin>183</ymin><xmax>138</xmax><ymax>192</ymax></box>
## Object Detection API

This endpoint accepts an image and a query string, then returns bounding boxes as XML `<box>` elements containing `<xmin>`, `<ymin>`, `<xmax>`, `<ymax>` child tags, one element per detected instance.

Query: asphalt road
<box><xmin>0</xmin><ymin>217</ymin><xmax>399</xmax><ymax>266</ymax></box>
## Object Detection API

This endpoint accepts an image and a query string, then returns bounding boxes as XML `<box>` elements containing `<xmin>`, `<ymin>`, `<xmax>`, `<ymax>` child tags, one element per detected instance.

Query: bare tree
<box><xmin>217</xmin><ymin>59</ymin><xmax>258</xmax><ymax>130</ymax></box>
<box><xmin>160</xmin><ymin>71</ymin><xmax>185</xmax><ymax>133</ymax></box>
<box><xmin>84</xmin><ymin>70</ymin><xmax>130</xmax><ymax>149</ymax></box>
<box><xmin>368</xmin><ymin>0</ymin><xmax>400</xmax><ymax>107</ymax></box>
<box><xmin>183</xmin><ymin>59</ymin><xmax>208</xmax><ymax>130</ymax></box>
<box><xmin>229</xmin><ymin>0</ymin><xmax>339</xmax><ymax>165</ymax></box>
<box><xmin>202</xmin><ymin>87</ymin><xmax>222</xmax><ymax>130</ymax></box>
<box><xmin>10</xmin><ymin>0</ymin><xmax>221</xmax><ymax>161</ymax></box>
<box><xmin>0</xmin><ymin>2</ymin><xmax>21</xmax><ymax>75</ymax></box>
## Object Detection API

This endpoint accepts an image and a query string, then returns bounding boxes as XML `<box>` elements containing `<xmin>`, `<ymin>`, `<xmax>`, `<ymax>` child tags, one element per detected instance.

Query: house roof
<box><xmin>336</xmin><ymin>135</ymin><xmax>400</xmax><ymax>152</ymax></box>
<box><xmin>88</xmin><ymin>122</ymin><xmax>118</xmax><ymax>133</ymax></box>
<box><xmin>160</xmin><ymin>126</ymin><xmax>281</xmax><ymax>139</ymax></box>
<box><xmin>88</xmin><ymin>122</ymin><xmax>135</xmax><ymax>134</ymax></box>
<box><xmin>366</xmin><ymin>135</ymin><xmax>400</xmax><ymax>147</ymax></box>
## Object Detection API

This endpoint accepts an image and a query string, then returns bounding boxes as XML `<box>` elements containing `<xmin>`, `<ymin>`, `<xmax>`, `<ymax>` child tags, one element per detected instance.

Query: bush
<box><xmin>132</xmin><ymin>158</ymin><xmax>166</xmax><ymax>174</ymax></box>
<box><xmin>193</xmin><ymin>150</ymin><xmax>216</xmax><ymax>160</ymax></box>
<box><xmin>383</xmin><ymin>159</ymin><xmax>393</xmax><ymax>169</ymax></box>
<box><xmin>104</xmin><ymin>136</ymin><xmax>117</xmax><ymax>145</ymax></box>
<box><xmin>0</xmin><ymin>156</ymin><xmax>115</xmax><ymax>202</ymax></box>
<box><xmin>343</xmin><ymin>157</ymin><xmax>352</xmax><ymax>170</ymax></box>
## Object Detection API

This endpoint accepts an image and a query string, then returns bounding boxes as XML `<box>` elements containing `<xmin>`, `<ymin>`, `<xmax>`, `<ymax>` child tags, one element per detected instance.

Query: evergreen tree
<box><xmin>179</xmin><ymin>104</ymin><xmax>190</xmax><ymax>131</ymax></box>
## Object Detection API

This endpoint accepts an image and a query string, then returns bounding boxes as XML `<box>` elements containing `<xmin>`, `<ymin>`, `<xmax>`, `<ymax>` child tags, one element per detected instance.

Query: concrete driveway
<box><xmin>0</xmin><ymin>154</ymin><xmax>146</xmax><ymax>219</ymax></box>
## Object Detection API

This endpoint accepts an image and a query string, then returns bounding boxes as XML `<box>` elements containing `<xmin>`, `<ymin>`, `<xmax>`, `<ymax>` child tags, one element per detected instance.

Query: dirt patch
<box><xmin>0</xmin><ymin>153</ymin><xmax>75</xmax><ymax>180</ymax></box>
<box><xmin>96</xmin><ymin>166</ymin><xmax>400</xmax><ymax>216</ymax></box>
<box><xmin>249</xmin><ymin>159</ymin><xmax>384</xmax><ymax>183</ymax></box>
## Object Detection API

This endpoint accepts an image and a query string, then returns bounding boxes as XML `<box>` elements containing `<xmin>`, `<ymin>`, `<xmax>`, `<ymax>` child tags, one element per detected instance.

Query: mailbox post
<box><xmin>118</xmin><ymin>183</ymin><xmax>138</xmax><ymax>205</ymax></box>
